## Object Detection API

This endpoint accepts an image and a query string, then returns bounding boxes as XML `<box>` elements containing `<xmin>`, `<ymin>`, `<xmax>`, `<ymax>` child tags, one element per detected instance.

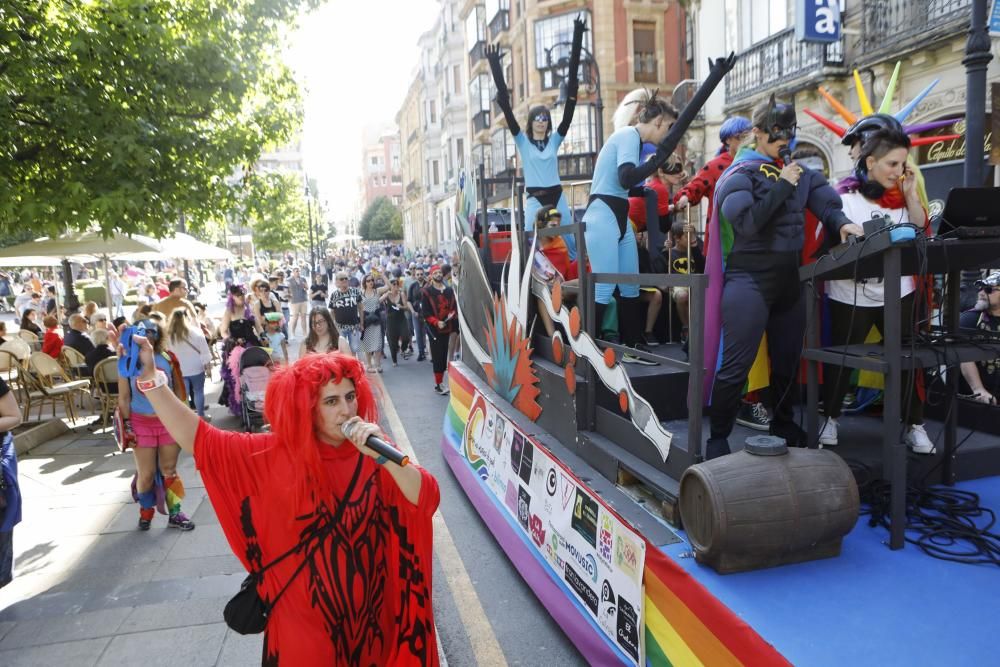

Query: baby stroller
<box><xmin>239</xmin><ymin>346</ymin><xmax>273</xmax><ymax>433</ymax></box>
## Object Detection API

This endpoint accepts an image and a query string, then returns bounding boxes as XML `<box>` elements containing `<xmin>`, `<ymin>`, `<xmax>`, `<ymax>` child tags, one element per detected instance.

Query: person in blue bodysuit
<box><xmin>584</xmin><ymin>95</ymin><xmax>679</xmax><ymax>360</ymax></box>
<box><xmin>703</xmin><ymin>96</ymin><xmax>864</xmax><ymax>459</ymax></box>
<box><xmin>486</xmin><ymin>17</ymin><xmax>586</xmax><ymax>259</ymax></box>
<box><xmin>578</xmin><ymin>54</ymin><xmax>737</xmax><ymax>360</ymax></box>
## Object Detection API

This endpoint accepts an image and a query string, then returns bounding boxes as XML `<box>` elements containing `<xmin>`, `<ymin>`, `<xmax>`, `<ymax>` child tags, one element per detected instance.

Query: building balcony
<box><xmin>472</xmin><ymin>109</ymin><xmax>491</xmax><ymax>134</ymax></box>
<box><xmin>469</xmin><ymin>40</ymin><xmax>486</xmax><ymax>67</ymax></box>
<box><xmin>859</xmin><ymin>0</ymin><xmax>972</xmax><ymax>63</ymax></box>
<box><xmin>405</xmin><ymin>181</ymin><xmax>422</xmax><ymax>199</ymax></box>
<box><xmin>488</xmin><ymin>9</ymin><xmax>509</xmax><ymax>41</ymax></box>
<box><xmin>725</xmin><ymin>27</ymin><xmax>844</xmax><ymax>105</ymax></box>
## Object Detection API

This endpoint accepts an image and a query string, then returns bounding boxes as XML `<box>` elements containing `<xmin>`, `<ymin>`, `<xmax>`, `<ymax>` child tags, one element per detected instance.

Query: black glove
<box><xmin>566</xmin><ymin>15</ymin><xmax>587</xmax><ymax>84</ymax></box>
<box><xmin>485</xmin><ymin>44</ymin><xmax>509</xmax><ymax>104</ymax></box>
<box><xmin>655</xmin><ymin>52</ymin><xmax>737</xmax><ymax>159</ymax></box>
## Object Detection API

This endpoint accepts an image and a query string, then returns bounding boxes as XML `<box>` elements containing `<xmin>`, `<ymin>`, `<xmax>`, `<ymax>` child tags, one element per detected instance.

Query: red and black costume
<box><xmin>195</xmin><ymin>422</ymin><xmax>440</xmax><ymax>666</ymax></box>
<box><xmin>420</xmin><ymin>280</ymin><xmax>457</xmax><ymax>387</ymax></box>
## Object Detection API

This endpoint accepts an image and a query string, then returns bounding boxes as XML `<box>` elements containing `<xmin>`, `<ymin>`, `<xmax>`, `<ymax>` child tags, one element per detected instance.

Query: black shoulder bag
<box><xmin>224</xmin><ymin>456</ymin><xmax>364</xmax><ymax>635</ymax></box>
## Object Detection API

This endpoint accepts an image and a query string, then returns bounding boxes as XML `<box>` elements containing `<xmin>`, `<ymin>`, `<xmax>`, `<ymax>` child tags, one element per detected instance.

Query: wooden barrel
<box><xmin>679</xmin><ymin>438</ymin><xmax>859</xmax><ymax>573</ymax></box>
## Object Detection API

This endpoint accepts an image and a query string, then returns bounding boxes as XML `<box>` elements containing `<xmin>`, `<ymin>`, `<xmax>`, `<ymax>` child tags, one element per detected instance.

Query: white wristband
<box><xmin>136</xmin><ymin>370</ymin><xmax>168</xmax><ymax>393</ymax></box>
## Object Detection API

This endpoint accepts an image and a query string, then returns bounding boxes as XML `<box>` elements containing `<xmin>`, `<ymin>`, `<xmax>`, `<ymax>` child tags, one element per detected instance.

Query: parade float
<box><xmin>441</xmin><ymin>56</ymin><xmax>1000</xmax><ymax>667</ymax></box>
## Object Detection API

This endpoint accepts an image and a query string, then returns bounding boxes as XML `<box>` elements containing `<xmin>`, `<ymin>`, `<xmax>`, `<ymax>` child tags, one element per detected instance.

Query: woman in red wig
<box><xmin>120</xmin><ymin>332</ymin><xmax>440</xmax><ymax>666</ymax></box>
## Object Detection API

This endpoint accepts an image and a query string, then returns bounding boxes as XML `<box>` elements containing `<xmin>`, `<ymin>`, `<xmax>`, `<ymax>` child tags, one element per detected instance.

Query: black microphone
<box><xmin>778</xmin><ymin>146</ymin><xmax>794</xmax><ymax>166</ymax></box>
<box><xmin>341</xmin><ymin>421</ymin><xmax>410</xmax><ymax>467</ymax></box>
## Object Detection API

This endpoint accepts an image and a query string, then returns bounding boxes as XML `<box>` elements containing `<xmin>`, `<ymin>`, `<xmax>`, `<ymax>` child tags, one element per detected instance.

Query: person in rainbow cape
<box><xmin>702</xmin><ymin>95</ymin><xmax>864</xmax><ymax>460</ymax></box>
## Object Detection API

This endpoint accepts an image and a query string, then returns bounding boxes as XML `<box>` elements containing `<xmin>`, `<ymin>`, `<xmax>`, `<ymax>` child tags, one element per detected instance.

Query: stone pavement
<box><xmin>0</xmin><ymin>382</ymin><xmax>263</xmax><ymax>666</ymax></box>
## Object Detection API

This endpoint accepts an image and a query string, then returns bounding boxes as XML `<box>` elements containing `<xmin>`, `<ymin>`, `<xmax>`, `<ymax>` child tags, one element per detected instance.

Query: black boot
<box><xmin>593</xmin><ymin>302</ymin><xmax>607</xmax><ymax>340</ymax></box>
<box><xmin>769</xmin><ymin>375</ymin><xmax>805</xmax><ymax>446</ymax></box>
<box><xmin>705</xmin><ymin>437</ymin><xmax>731</xmax><ymax>460</ymax></box>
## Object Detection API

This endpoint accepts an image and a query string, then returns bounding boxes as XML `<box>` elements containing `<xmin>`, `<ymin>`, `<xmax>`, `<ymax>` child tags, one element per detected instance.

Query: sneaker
<box><xmin>905</xmin><ymin>424</ymin><xmax>935</xmax><ymax>455</ymax></box>
<box><xmin>417</xmin><ymin>354</ymin><xmax>426</xmax><ymax>361</ymax></box>
<box><xmin>818</xmin><ymin>417</ymin><xmax>839</xmax><ymax>447</ymax></box>
<box><xmin>736</xmin><ymin>401</ymin><xmax>770</xmax><ymax>431</ymax></box>
<box><xmin>168</xmin><ymin>513</ymin><xmax>196</xmax><ymax>531</ymax></box>
<box><xmin>640</xmin><ymin>332</ymin><xmax>660</xmax><ymax>347</ymax></box>
<box><xmin>434</xmin><ymin>383</ymin><xmax>450</xmax><ymax>396</ymax></box>
<box><xmin>138</xmin><ymin>508</ymin><xmax>154</xmax><ymax>531</ymax></box>
<box><xmin>622</xmin><ymin>346</ymin><xmax>658</xmax><ymax>366</ymax></box>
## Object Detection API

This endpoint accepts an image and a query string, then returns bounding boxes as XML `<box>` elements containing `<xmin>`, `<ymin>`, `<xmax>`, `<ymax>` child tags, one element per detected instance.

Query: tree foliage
<box><xmin>358</xmin><ymin>197</ymin><xmax>403</xmax><ymax>241</ymax></box>
<box><xmin>241</xmin><ymin>171</ymin><xmax>310</xmax><ymax>253</ymax></box>
<box><xmin>0</xmin><ymin>0</ymin><xmax>320</xmax><ymax>239</ymax></box>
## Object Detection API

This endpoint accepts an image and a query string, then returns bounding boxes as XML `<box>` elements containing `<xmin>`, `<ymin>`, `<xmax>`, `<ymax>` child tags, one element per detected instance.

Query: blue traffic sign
<box><xmin>990</xmin><ymin>0</ymin><xmax>1000</xmax><ymax>37</ymax></box>
<box><xmin>795</xmin><ymin>0</ymin><xmax>841</xmax><ymax>44</ymax></box>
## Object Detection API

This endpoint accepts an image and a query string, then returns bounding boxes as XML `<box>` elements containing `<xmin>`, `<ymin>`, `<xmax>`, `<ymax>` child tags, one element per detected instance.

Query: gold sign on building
<box><xmin>916</xmin><ymin>117</ymin><xmax>993</xmax><ymax>165</ymax></box>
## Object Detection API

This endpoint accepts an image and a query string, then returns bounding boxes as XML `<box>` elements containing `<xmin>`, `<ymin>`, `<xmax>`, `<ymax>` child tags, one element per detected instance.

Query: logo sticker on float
<box><xmin>460</xmin><ymin>388</ymin><xmax>647</xmax><ymax>667</ymax></box>
<box><xmin>572</xmin><ymin>488</ymin><xmax>599</xmax><ymax>547</ymax></box>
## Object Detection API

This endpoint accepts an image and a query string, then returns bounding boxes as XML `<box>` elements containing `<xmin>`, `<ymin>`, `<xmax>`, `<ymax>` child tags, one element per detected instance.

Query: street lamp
<box><xmin>547</xmin><ymin>43</ymin><xmax>603</xmax><ymax>152</ymax></box>
<box><xmin>305</xmin><ymin>181</ymin><xmax>315</xmax><ymax>273</ymax></box>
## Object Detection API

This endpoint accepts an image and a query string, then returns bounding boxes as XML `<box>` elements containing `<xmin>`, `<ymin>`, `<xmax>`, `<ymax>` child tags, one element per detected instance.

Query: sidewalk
<box><xmin>0</xmin><ymin>382</ymin><xmax>261</xmax><ymax>665</ymax></box>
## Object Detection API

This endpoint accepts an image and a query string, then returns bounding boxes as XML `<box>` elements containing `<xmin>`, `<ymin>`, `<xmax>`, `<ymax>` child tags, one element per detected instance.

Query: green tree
<box><xmin>359</xmin><ymin>196</ymin><xmax>402</xmax><ymax>241</ymax></box>
<box><xmin>0</xmin><ymin>0</ymin><xmax>319</xmax><ymax>239</ymax></box>
<box><xmin>240</xmin><ymin>171</ymin><xmax>309</xmax><ymax>254</ymax></box>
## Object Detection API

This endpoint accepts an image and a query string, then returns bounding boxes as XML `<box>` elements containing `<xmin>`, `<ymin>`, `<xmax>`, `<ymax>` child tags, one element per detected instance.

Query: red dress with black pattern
<box><xmin>194</xmin><ymin>422</ymin><xmax>440</xmax><ymax>666</ymax></box>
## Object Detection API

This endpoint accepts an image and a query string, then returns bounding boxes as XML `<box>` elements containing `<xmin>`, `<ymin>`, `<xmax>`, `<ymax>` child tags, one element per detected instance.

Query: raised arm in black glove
<box><xmin>557</xmin><ymin>15</ymin><xmax>588</xmax><ymax>137</ymax></box>
<box><xmin>485</xmin><ymin>44</ymin><xmax>520</xmax><ymax>135</ymax></box>
<box><xmin>617</xmin><ymin>53</ymin><xmax>738</xmax><ymax>190</ymax></box>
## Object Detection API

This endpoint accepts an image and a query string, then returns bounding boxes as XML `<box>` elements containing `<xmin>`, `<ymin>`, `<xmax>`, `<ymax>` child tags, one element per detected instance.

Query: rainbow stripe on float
<box><xmin>444</xmin><ymin>367</ymin><xmax>787</xmax><ymax>666</ymax></box>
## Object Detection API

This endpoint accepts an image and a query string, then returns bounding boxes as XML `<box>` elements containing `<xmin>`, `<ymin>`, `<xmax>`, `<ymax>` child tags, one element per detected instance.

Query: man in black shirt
<box><xmin>64</xmin><ymin>314</ymin><xmax>96</xmax><ymax>357</ymax></box>
<box><xmin>309</xmin><ymin>272</ymin><xmax>328</xmax><ymax>311</ymax></box>
<box><xmin>407</xmin><ymin>267</ymin><xmax>428</xmax><ymax>361</ymax></box>
<box><xmin>328</xmin><ymin>272</ymin><xmax>363</xmax><ymax>356</ymax></box>
<box><xmin>960</xmin><ymin>275</ymin><xmax>1000</xmax><ymax>404</ymax></box>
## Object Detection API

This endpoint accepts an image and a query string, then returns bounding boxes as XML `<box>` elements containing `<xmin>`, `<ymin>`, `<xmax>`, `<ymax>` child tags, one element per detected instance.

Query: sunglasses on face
<box><xmin>661</xmin><ymin>162</ymin><xmax>683</xmax><ymax>175</ymax></box>
<box><xmin>532</xmin><ymin>114</ymin><xmax>550</xmax><ymax>123</ymax></box>
<box><xmin>980</xmin><ymin>286</ymin><xmax>995</xmax><ymax>295</ymax></box>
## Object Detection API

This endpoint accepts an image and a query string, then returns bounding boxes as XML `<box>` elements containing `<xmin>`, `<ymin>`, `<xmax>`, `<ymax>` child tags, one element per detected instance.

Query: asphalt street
<box><xmin>373</xmin><ymin>355</ymin><xmax>582</xmax><ymax>666</ymax></box>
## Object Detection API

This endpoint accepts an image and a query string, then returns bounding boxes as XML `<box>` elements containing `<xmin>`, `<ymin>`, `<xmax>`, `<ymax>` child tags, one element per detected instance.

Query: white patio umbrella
<box><xmin>119</xmin><ymin>232</ymin><xmax>233</xmax><ymax>262</ymax></box>
<box><xmin>0</xmin><ymin>231</ymin><xmax>163</xmax><ymax>312</ymax></box>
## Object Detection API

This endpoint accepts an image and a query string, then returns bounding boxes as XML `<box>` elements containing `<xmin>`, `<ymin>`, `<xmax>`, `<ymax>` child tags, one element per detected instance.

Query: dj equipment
<box><xmin>801</xmin><ymin>233</ymin><xmax>1000</xmax><ymax>550</ymax></box>
<box><xmin>937</xmin><ymin>187</ymin><xmax>1000</xmax><ymax>238</ymax></box>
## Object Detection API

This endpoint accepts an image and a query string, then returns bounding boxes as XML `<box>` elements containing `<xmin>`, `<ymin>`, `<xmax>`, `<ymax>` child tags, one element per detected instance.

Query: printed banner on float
<box><xmin>462</xmin><ymin>390</ymin><xmax>646</xmax><ymax>666</ymax></box>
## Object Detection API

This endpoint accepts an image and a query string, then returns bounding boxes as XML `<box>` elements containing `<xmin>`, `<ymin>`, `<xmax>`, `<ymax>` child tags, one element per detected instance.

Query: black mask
<box><xmin>762</xmin><ymin>94</ymin><xmax>797</xmax><ymax>143</ymax></box>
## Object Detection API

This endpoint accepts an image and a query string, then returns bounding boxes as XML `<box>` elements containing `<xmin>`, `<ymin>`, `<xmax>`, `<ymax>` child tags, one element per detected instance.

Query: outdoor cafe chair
<box><xmin>25</xmin><ymin>351</ymin><xmax>91</xmax><ymax>422</ymax></box>
<box><xmin>0</xmin><ymin>336</ymin><xmax>31</xmax><ymax>363</ymax></box>
<box><xmin>92</xmin><ymin>356</ymin><xmax>120</xmax><ymax>432</ymax></box>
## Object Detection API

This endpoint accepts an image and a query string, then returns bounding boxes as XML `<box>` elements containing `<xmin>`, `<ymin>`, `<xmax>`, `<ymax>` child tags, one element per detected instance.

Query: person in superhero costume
<box><xmin>702</xmin><ymin>95</ymin><xmax>864</xmax><ymax>460</ymax></box>
<box><xmin>486</xmin><ymin>16</ymin><xmax>587</xmax><ymax>259</ymax></box>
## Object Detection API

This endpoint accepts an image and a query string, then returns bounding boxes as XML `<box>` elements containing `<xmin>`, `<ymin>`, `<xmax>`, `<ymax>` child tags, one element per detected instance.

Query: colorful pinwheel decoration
<box><xmin>803</xmin><ymin>62</ymin><xmax>962</xmax><ymax>145</ymax></box>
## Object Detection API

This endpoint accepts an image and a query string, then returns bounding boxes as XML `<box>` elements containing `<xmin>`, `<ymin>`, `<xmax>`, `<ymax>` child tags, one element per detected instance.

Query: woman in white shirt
<box><xmin>820</xmin><ymin>125</ymin><xmax>933</xmax><ymax>453</ymax></box>
<box><xmin>166</xmin><ymin>308</ymin><xmax>213</xmax><ymax>419</ymax></box>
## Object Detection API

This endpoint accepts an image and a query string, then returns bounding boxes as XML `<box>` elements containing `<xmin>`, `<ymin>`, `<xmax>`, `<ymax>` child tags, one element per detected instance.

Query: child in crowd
<box><xmin>41</xmin><ymin>314</ymin><xmax>63</xmax><ymax>357</ymax></box>
<box><xmin>262</xmin><ymin>313</ymin><xmax>289</xmax><ymax>365</ymax></box>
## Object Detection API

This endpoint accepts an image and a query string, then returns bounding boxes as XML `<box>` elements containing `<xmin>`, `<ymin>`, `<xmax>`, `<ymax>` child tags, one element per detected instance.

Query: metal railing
<box><xmin>725</xmin><ymin>27</ymin><xmax>844</xmax><ymax>104</ymax></box>
<box><xmin>472</xmin><ymin>109</ymin><xmax>491</xmax><ymax>134</ymax></box>
<box><xmin>468</xmin><ymin>40</ymin><xmax>486</xmax><ymax>67</ymax></box>
<box><xmin>488</xmin><ymin>9</ymin><xmax>509</xmax><ymax>41</ymax></box>
<box><xmin>861</xmin><ymin>0</ymin><xmax>972</xmax><ymax>59</ymax></box>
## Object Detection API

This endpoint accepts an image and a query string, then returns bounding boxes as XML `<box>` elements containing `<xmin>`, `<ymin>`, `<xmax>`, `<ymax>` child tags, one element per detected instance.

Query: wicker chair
<box><xmin>92</xmin><ymin>356</ymin><xmax>120</xmax><ymax>431</ymax></box>
<box><xmin>0</xmin><ymin>336</ymin><xmax>31</xmax><ymax>363</ymax></box>
<box><xmin>59</xmin><ymin>346</ymin><xmax>92</xmax><ymax>409</ymax></box>
<box><xmin>0</xmin><ymin>349</ymin><xmax>22</xmax><ymax>396</ymax></box>
<box><xmin>18</xmin><ymin>329</ymin><xmax>40</xmax><ymax>350</ymax></box>
<box><xmin>25</xmin><ymin>351</ymin><xmax>91</xmax><ymax>421</ymax></box>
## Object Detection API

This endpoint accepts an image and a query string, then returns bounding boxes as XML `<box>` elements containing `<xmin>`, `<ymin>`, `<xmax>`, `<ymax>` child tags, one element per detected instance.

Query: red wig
<box><xmin>263</xmin><ymin>352</ymin><xmax>379</xmax><ymax>497</ymax></box>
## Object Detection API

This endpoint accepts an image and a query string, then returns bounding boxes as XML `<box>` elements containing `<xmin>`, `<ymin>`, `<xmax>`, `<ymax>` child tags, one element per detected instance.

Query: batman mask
<box><xmin>761</xmin><ymin>94</ymin><xmax>797</xmax><ymax>142</ymax></box>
